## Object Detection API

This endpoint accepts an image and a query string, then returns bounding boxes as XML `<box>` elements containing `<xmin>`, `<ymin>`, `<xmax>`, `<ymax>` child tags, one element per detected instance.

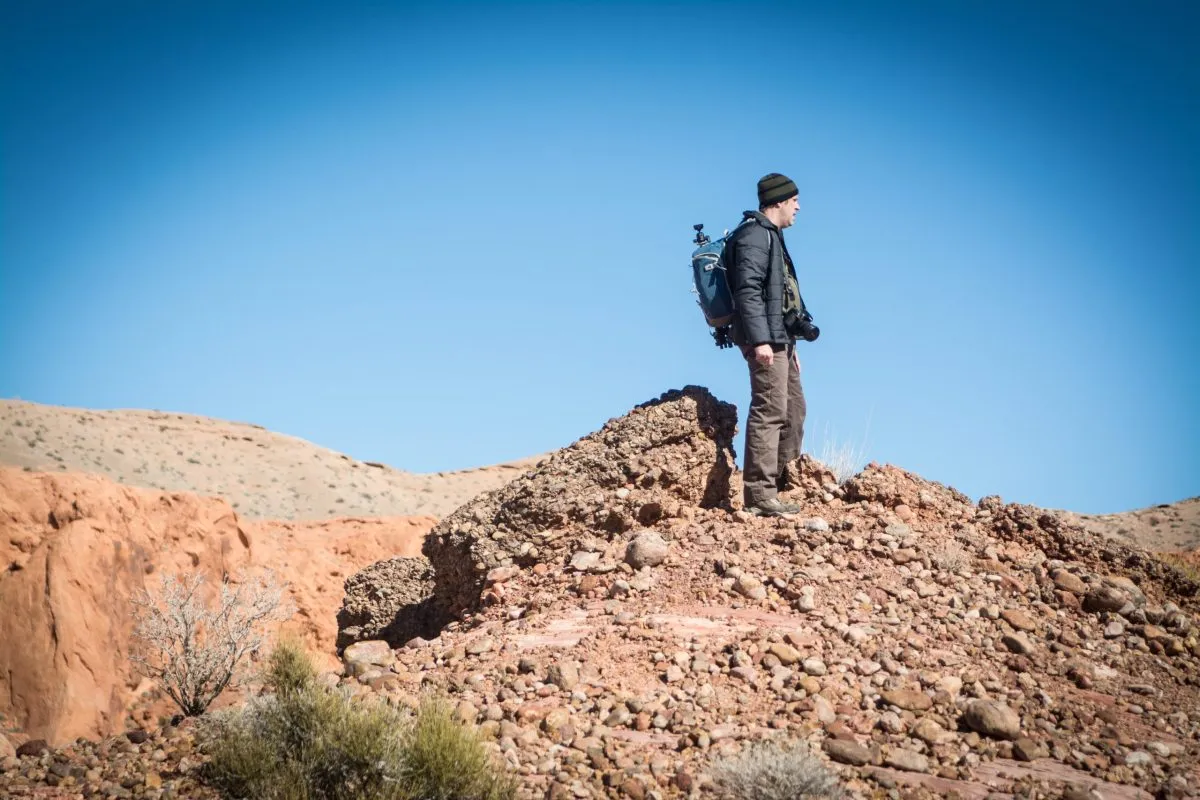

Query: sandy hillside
<box><xmin>1053</xmin><ymin>497</ymin><xmax>1200</xmax><ymax>554</ymax></box>
<box><xmin>0</xmin><ymin>399</ymin><xmax>541</xmax><ymax>520</ymax></box>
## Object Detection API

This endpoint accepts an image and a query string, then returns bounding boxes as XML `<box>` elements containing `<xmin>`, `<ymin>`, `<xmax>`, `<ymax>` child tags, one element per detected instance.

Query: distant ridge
<box><xmin>0</xmin><ymin>398</ymin><xmax>541</xmax><ymax>520</ymax></box>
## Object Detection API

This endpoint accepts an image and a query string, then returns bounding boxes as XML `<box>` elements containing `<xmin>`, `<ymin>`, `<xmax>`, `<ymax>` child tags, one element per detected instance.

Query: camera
<box><xmin>784</xmin><ymin>309</ymin><xmax>820</xmax><ymax>342</ymax></box>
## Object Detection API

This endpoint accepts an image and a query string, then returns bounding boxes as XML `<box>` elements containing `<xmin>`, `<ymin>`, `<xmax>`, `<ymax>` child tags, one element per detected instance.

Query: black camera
<box><xmin>784</xmin><ymin>309</ymin><xmax>820</xmax><ymax>342</ymax></box>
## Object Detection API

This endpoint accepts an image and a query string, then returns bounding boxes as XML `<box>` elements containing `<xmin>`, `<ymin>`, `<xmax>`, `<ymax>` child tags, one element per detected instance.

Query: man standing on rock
<box><xmin>726</xmin><ymin>172</ymin><xmax>817</xmax><ymax>517</ymax></box>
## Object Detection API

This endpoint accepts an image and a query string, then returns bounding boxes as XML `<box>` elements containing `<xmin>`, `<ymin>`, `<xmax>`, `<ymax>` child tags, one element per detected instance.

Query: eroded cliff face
<box><xmin>0</xmin><ymin>468</ymin><xmax>436</xmax><ymax>744</ymax></box>
<box><xmin>1</xmin><ymin>469</ymin><xmax>255</xmax><ymax>744</ymax></box>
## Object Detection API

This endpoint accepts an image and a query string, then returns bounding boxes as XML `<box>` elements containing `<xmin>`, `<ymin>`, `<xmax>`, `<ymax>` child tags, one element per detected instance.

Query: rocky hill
<box><xmin>1</xmin><ymin>387</ymin><xmax>1197</xmax><ymax>799</ymax></box>
<box><xmin>0</xmin><ymin>398</ymin><xmax>540</xmax><ymax>520</ymax></box>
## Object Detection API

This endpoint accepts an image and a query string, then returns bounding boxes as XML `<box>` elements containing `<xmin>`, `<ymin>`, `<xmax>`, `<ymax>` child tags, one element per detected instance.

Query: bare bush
<box><xmin>130</xmin><ymin>569</ymin><xmax>291</xmax><ymax>716</ymax></box>
<box><xmin>711</xmin><ymin>737</ymin><xmax>843</xmax><ymax>800</ymax></box>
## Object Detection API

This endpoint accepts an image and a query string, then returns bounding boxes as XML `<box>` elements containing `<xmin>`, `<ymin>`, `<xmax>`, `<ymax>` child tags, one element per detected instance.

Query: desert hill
<box><xmin>1054</xmin><ymin>499</ymin><xmax>1200</xmax><ymax>555</ymax></box>
<box><xmin>0</xmin><ymin>398</ymin><xmax>541</xmax><ymax>520</ymax></box>
<box><xmin>1</xmin><ymin>388</ymin><xmax>1198</xmax><ymax>800</ymax></box>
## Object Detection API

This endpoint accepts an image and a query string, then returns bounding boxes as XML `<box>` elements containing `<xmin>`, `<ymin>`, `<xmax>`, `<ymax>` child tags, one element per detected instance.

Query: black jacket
<box><xmin>726</xmin><ymin>211</ymin><xmax>800</xmax><ymax>346</ymax></box>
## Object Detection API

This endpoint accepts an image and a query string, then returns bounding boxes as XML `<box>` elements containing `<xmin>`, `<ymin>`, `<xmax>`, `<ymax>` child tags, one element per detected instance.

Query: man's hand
<box><xmin>754</xmin><ymin>344</ymin><xmax>774</xmax><ymax>366</ymax></box>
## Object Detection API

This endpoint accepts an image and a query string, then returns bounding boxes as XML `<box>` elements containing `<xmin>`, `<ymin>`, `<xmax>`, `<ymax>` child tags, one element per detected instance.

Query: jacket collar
<box><xmin>743</xmin><ymin>210</ymin><xmax>779</xmax><ymax>232</ymax></box>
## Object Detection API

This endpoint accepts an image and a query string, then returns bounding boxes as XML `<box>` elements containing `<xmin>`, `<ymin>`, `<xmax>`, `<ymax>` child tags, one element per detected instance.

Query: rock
<box><xmin>1013</xmin><ymin>737</ymin><xmax>1048</xmax><ymax>761</ymax></box>
<box><xmin>880</xmin><ymin>689</ymin><xmax>932</xmax><ymax>712</ymax></box>
<box><xmin>768</xmin><ymin>643</ymin><xmax>802</xmax><ymax>666</ymax></box>
<box><xmin>547</xmin><ymin>662</ymin><xmax>579</xmax><ymax>691</ymax></box>
<box><xmin>0</xmin><ymin>735</ymin><xmax>13</xmax><ymax>760</ymax></box>
<box><xmin>824</xmin><ymin>738</ymin><xmax>872</xmax><ymax>766</ymax></box>
<box><xmin>1001</xmin><ymin>609</ymin><xmax>1038</xmax><ymax>632</ymax></box>
<box><xmin>803</xmin><ymin>658</ymin><xmax>827</xmax><ymax>676</ymax></box>
<box><xmin>795</xmin><ymin>586</ymin><xmax>816</xmax><ymax>612</ymax></box>
<box><xmin>812</xmin><ymin>695</ymin><xmax>836</xmax><ymax>724</ymax></box>
<box><xmin>912</xmin><ymin>718</ymin><xmax>952</xmax><ymax>745</ymax></box>
<box><xmin>1125</xmin><ymin>751</ymin><xmax>1152</xmax><ymax>767</ymax></box>
<box><xmin>1083</xmin><ymin>586</ymin><xmax>1128</xmax><ymax>613</ymax></box>
<box><xmin>625</xmin><ymin>531</ymin><xmax>669</xmax><ymax>569</ymax></box>
<box><xmin>486</xmin><ymin>565</ymin><xmax>520</xmax><ymax>584</ymax></box>
<box><xmin>336</xmin><ymin>556</ymin><xmax>438</xmax><ymax>647</ymax></box>
<box><xmin>804</xmin><ymin>518</ymin><xmax>830</xmax><ymax>533</ymax></box>
<box><xmin>466</xmin><ymin>637</ymin><xmax>494</xmax><ymax>655</ymax></box>
<box><xmin>885</xmin><ymin>749</ymin><xmax>929</xmax><ymax>773</ymax></box>
<box><xmin>1052</xmin><ymin>570</ymin><xmax>1088</xmax><ymax>594</ymax></box>
<box><xmin>342</xmin><ymin>640</ymin><xmax>393</xmax><ymax>673</ymax></box>
<box><xmin>15</xmin><ymin>739</ymin><xmax>48</xmax><ymax>758</ymax></box>
<box><xmin>1002</xmin><ymin>634</ymin><xmax>1035</xmax><ymax>655</ymax></box>
<box><xmin>570</xmin><ymin>551</ymin><xmax>601</xmax><ymax>571</ymax></box>
<box><xmin>962</xmin><ymin>700</ymin><xmax>1021</xmax><ymax>740</ymax></box>
<box><xmin>733</xmin><ymin>574</ymin><xmax>767</xmax><ymax>601</ymax></box>
<box><xmin>1102</xmin><ymin>575</ymin><xmax>1145</xmax><ymax>605</ymax></box>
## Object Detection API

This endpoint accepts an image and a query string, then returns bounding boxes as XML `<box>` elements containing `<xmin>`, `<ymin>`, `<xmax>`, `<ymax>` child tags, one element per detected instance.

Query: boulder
<box><xmin>625</xmin><ymin>531</ymin><xmax>669</xmax><ymax>569</ymax></box>
<box><xmin>336</xmin><ymin>556</ymin><xmax>438</xmax><ymax>648</ymax></box>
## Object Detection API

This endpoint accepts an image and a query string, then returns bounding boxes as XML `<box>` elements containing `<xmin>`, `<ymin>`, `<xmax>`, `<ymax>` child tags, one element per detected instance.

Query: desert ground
<box><xmin>1</xmin><ymin>392</ymin><xmax>1197</xmax><ymax>799</ymax></box>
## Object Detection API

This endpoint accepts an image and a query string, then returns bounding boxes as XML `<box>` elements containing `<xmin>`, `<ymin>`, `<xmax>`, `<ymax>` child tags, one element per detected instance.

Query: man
<box><xmin>726</xmin><ymin>172</ymin><xmax>811</xmax><ymax>517</ymax></box>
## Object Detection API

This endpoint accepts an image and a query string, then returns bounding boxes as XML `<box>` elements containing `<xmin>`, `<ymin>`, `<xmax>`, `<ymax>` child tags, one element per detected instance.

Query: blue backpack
<box><xmin>691</xmin><ymin>219</ymin><xmax>751</xmax><ymax>348</ymax></box>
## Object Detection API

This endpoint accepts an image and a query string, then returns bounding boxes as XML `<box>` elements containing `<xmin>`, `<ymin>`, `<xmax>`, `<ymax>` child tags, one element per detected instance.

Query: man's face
<box><xmin>779</xmin><ymin>195</ymin><xmax>800</xmax><ymax>228</ymax></box>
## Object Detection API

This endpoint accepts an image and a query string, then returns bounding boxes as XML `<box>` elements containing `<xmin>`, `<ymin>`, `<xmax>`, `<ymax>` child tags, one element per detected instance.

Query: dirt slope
<box><xmin>0</xmin><ymin>398</ymin><xmax>540</xmax><ymax>520</ymax></box>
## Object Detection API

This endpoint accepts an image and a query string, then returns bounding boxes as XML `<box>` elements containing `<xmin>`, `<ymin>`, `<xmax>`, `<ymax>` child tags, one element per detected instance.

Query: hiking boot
<box><xmin>747</xmin><ymin>498</ymin><xmax>801</xmax><ymax>517</ymax></box>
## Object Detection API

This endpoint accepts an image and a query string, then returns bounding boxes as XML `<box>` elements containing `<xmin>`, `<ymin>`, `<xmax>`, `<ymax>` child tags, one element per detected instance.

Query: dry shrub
<box><xmin>130</xmin><ymin>569</ymin><xmax>291</xmax><ymax>716</ymax></box>
<box><xmin>711</xmin><ymin>737</ymin><xmax>844</xmax><ymax>800</ymax></box>
<box><xmin>202</xmin><ymin>640</ymin><xmax>514</xmax><ymax>800</ymax></box>
<box><xmin>932</xmin><ymin>540</ymin><xmax>970</xmax><ymax>572</ymax></box>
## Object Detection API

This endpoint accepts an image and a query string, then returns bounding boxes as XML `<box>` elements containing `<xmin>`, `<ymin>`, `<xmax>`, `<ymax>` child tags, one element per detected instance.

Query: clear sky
<box><xmin>2</xmin><ymin>0</ymin><xmax>1197</xmax><ymax>515</ymax></box>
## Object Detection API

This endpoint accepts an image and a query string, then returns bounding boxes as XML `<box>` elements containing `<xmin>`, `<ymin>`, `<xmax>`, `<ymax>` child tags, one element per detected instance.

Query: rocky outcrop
<box><xmin>422</xmin><ymin>386</ymin><xmax>737</xmax><ymax>618</ymax></box>
<box><xmin>0</xmin><ymin>468</ymin><xmax>435</xmax><ymax>745</ymax></box>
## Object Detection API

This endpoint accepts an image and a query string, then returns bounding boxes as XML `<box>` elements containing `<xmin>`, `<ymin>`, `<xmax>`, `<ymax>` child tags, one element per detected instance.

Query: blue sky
<box><xmin>2</xmin><ymin>0</ymin><xmax>1197</xmax><ymax>515</ymax></box>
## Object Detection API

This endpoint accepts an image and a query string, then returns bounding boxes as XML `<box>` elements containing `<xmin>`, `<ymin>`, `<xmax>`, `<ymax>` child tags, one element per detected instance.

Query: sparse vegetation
<box><xmin>814</xmin><ymin>420</ymin><xmax>870</xmax><ymax>486</ymax></box>
<box><xmin>1155</xmin><ymin>553</ymin><xmax>1200</xmax><ymax>584</ymax></box>
<box><xmin>710</xmin><ymin>737</ymin><xmax>844</xmax><ymax>800</ymax></box>
<box><xmin>129</xmin><ymin>569</ymin><xmax>291</xmax><ymax>717</ymax></box>
<box><xmin>932</xmin><ymin>540</ymin><xmax>969</xmax><ymax>572</ymax></box>
<box><xmin>202</xmin><ymin>640</ymin><xmax>515</xmax><ymax>800</ymax></box>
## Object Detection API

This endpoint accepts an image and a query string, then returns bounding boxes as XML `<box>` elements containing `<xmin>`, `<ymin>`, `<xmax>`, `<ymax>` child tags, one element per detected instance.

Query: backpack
<box><xmin>691</xmin><ymin>219</ymin><xmax>751</xmax><ymax>348</ymax></box>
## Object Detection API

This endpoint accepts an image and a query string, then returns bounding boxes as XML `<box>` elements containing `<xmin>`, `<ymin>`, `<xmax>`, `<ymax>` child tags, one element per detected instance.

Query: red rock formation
<box><xmin>0</xmin><ymin>468</ymin><xmax>434</xmax><ymax>745</ymax></box>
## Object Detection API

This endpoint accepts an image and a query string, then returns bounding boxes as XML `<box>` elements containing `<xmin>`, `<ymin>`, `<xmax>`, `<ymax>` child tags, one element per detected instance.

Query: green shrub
<box><xmin>711</xmin><ymin>737</ymin><xmax>844</xmax><ymax>800</ymax></box>
<box><xmin>202</xmin><ymin>642</ymin><xmax>514</xmax><ymax>800</ymax></box>
<box><xmin>264</xmin><ymin>635</ymin><xmax>318</xmax><ymax>696</ymax></box>
<box><xmin>395</xmin><ymin>695</ymin><xmax>517</xmax><ymax>800</ymax></box>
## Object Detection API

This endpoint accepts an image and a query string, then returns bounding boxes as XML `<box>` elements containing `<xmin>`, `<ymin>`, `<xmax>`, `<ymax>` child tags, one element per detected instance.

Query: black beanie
<box><xmin>757</xmin><ymin>172</ymin><xmax>798</xmax><ymax>207</ymax></box>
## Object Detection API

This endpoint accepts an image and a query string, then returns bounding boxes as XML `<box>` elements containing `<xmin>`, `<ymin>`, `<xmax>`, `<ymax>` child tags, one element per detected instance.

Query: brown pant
<box><xmin>742</xmin><ymin>342</ymin><xmax>806</xmax><ymax>505</ymax></box>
